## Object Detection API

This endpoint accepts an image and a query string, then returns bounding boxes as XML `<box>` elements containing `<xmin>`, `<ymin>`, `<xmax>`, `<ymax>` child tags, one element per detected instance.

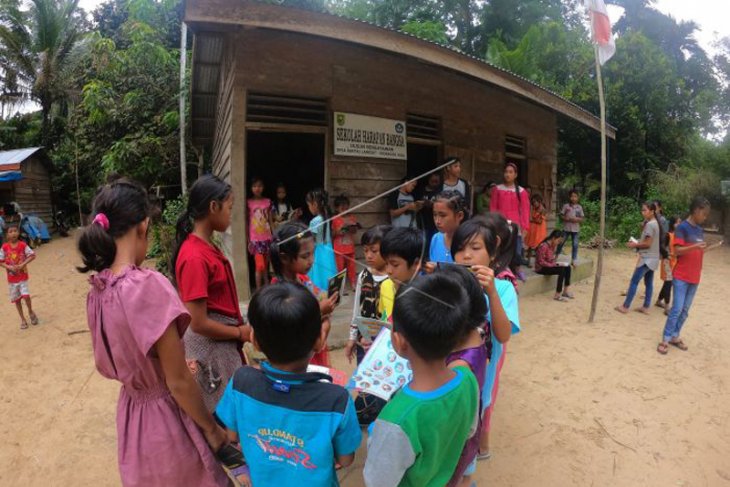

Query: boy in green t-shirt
<box><xmin>363</xmin><ymin>273</ymin><xmax>479</xmax><ymax>487</ymax></box>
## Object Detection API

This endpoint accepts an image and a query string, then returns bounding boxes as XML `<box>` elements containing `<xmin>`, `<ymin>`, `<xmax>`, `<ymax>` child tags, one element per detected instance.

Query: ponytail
<box><xmin>480</xmin><ymin>212</ymin><xmax>519</xmax><ymax>275</ymax></box>
<box><xmin>270</xmin><ymin>221</ymin><xmax>312</xmax><ymax>279</ymax></box>
<box><xmin>170</xmin><ymin>175</ymin><xmax>231</xmax><ymax>281</ymax></box>
<box><xmin>77</xmin><ymin>178</ymin><xmax>150</xmax><ymax>273</ymax></box>
<box><xmin>305</xmin><ymin>188</ymin><xmax>331</xmax><ymax>240</ymax></box>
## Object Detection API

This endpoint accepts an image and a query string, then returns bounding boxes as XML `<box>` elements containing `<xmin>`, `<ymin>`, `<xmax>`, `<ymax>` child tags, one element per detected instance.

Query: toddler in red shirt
<box><xmin>0</xmin><ymin>224</ymin><xmax>38</xmax><ymax>329</ymax></box>
<box><xmin>331</xmin><ymin>194</ymin><xmax>359</xmax><ymax>290</ymax></box>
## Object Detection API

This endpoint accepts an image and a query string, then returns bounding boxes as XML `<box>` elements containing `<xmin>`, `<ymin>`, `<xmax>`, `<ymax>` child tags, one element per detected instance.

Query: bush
<box><xmin>568</xmin><ymin>195</ymin><xmax>643</xmax><ymax>244</ymax></box>
<box><xmin>647</xmin><ymin>164</ymin><xmax>726</xmax><ymax>219</ymax></box>
<box><xmin>148</xmin><ymin>194</ymin><xmax>187</xmax><ymax>276</ymax></box>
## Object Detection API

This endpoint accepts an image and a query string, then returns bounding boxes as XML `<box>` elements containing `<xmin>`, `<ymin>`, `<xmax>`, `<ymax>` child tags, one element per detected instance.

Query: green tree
<box><xmin>0</xmin><ymin>0</ymin><xmax>87</xmax><ymax>143</ymax></box>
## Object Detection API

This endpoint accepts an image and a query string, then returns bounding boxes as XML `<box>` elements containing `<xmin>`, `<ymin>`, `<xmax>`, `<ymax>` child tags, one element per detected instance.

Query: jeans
<box><xmin>662</xmin><ymin>279</ymin><xmax>699</xmax><ymax>342</ymax></box>
<box><xmin>557</xmin><ymin>231</ymin><xmax>579</xmax><ymax>262</ymax></box>
<box><xmin>623</xmin><ymin>264</ymin><xmax>654</xmax><ymax>309</ymax></box>
<box><xmin>536</xmin><ymin>266</ymin><xmax>572</xmax><ymax>293</ymax></box>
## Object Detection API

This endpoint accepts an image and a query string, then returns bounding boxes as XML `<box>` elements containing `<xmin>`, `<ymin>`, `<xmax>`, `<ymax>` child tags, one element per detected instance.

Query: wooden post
<box><xmin>179</xmin><ymin>22</ymin><xmax>188</xmax><ymax>195</ymax></box>
<box><xmin>588</xmin><ymin>46</ymin><xmax>608</xmax><ymax>323</ymax></box>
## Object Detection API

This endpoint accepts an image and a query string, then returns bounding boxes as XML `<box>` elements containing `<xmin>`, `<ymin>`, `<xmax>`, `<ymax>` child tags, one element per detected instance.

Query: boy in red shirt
<box><xmin>0</xmin><ymin>224</ymin><xmax>38</xmax><ymax>329</ymax></box>
<box><xmin>332</xmin><ymin>194</ymin><xmax>360</xmax><ymax>291</ymax></box>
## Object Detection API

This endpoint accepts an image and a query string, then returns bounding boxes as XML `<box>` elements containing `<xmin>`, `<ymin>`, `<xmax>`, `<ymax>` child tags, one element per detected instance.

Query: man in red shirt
<box><xmin>0</xmin><ymin>224</ymin><xmax>38</xmax><ymax>329</ymax></box>
<box><xmin>658</xmin><ymin>197</ymin><xmax>723</xmax><ymax>354</ymax></box>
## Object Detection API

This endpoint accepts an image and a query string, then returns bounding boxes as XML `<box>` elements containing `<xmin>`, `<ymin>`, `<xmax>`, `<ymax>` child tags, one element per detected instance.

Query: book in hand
<box><xmin>352</xmin><ymin>315</ymin><xmax>391</xmax><ymax>341</ymax></box>
<box><xmin>216</xmin><ymin>443</ymin><xmax>250</xmax><ymax>485</ymax></box>
<box><xmin>307</xmin><ymin>364</ymin><xmax>349</xmax><ymax>386</ymax></box>
<box><xmin>347</xmin><ymin>328</ymin><xmax>413</xmax><ymax>401</ymax></box>
<box><xmin>327</xmin><ymin>268</ymin><xmax>347</xmax><ymax>305</ymax></box>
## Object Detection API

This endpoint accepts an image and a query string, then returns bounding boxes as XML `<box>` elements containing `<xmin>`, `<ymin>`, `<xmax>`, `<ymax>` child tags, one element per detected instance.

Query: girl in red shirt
<box><xmin>331</xmin><ymin>194</ymin><xmax>359</xmax><ymax>290</ymax></box>
<box><xmin>171</xmin><ymin>175</ymin><xmax>250</xmax><ymax>411</ymax></box>
<box><xmin>270</xmin><ymin>222</ymin><xmax>339</xmax><ymax>366</ymax></box>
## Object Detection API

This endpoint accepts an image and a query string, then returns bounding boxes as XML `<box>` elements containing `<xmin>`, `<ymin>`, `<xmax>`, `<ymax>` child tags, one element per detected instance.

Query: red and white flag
<box><xmin>587</xmin><ymin>0</ymin><xmax>616</xmax><ymax>65</ymax></box>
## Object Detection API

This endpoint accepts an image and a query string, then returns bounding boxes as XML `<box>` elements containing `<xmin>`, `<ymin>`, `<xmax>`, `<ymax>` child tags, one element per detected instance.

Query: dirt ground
<box><xmin>1</xmin><ymin>233</ymin><xmax>729</xmax><ymax>486</ymax></box>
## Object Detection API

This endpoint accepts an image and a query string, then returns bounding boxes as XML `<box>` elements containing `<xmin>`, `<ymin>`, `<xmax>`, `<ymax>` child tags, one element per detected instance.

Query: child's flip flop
<box><xmin>30</xmin><ymin>314</ymin><xmax>39</xmax><ymax>326</ymax></box>
<box><xmin>20</xmin><ymin>322</ymin><xmax>28</xmax><ymax>330</ymax></box>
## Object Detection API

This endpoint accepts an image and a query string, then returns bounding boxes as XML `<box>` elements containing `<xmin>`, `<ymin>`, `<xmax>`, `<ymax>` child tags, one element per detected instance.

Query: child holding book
<box><xmin>78</xmin><ymin>178</ymin><xmax>229</xmax><ymax>486</ymax></box>
<box><xmin>271</xmin><ymin>221</ymin><xmax>339</xmax><ymax>366</ymax></box>
<box><xmin>332</xmin><ymin>194</ymin><xmax>359</xmax><ymax>290</ymax></box>
<box><xmin>216</xmin><ymin>282</ymin><xmax>362</xmax><ymax>486</ymax></box>
<box><xmin>345</xmin><ymin>224</ymin><xmax>392</xmax><ymax>364</ymax></box>
<box><xmin>0</xmin><ymin>223</ymin><xmax>38</xmax><ymax>329</ymax></box>
<box><xmin>378</xmin><ymin>227</ymin><xmax>425</xmax><ymax>320</ymax></box>
<box><xmin>556</xmin><ymin>189</ymin><xmax>584</xmax><ymax>265</ymax></box>
<box><xmin>452</xmin><ymin>216</ymin><xmax>520</xmax><ymax>460</ymax></box>
<box><xmin>364</xmin><ymin>273</ymin><xmax>479</xmax><ymax>487</ymax></box>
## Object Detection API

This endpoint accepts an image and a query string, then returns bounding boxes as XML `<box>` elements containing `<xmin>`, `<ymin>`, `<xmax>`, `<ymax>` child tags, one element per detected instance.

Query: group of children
<box><xmin>73</xmin><ymin>171</ymin><xmax>526</xmax><ymax>487</ymax></box>
<box><xmin>612</xmin><ymin>197</ymin><xmax>721</xmax><ymax>354</ymax></box>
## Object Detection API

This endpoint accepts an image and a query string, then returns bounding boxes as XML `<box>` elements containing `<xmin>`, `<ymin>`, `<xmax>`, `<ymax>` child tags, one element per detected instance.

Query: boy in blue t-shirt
<box><xmin>364</xmin><ymin>273</ymin><xmax>479</xmax><ymax>487</ymax></box>
<box><xmin>216</xmin><ymin>282</ymin><xmax>362</xmax><ymax>487</ymax></box>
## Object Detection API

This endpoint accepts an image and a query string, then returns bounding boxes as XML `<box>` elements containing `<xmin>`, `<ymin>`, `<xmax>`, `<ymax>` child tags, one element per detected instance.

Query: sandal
<box><xmin>562</xmin><ymin>292</ymin><xmax>575</xmax><ymax>299</ymax></box>
<box><xmin>554</xmin><ymin>295</ymin><xmax>568</xmax><ymax>302</ymax></box>
<box><xmin>669</xmin><ymin>339</ymin><xmax>688</xmax><ymax>351</ymax></box>
<box><xmin>635</xmin><ymin>307</ymin><xmax>650</xmax><ymax>315</ymax></box>
<box><xmin>30</xmin><ymin>314</ymin><xmax>39</xmax><ymax>326</ymax></box>
<box><xmin>655</xmin><ymin>301</ymin><xmax>666</xmax><ymax>309</ymax></box>
<box><xmin>477</xmin><ymin>451</ymin><xmax>492</xmax><ymax>461</ymax></box>
<box><xmin>657</xmin><ymin>342</ymin><xmax>669</xmax><ymax>355</ymax></box>
<box><xmin>20</xmin><ymin>321</ymin><xmax>28</xmax><ymax>330</ymax></box>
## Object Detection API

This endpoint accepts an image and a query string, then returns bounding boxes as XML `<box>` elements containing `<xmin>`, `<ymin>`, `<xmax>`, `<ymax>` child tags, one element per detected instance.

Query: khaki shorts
<box><xmin>9</xmin><ymin>281</ymin><xmax>30</xmax><ymax>303</ymax></box>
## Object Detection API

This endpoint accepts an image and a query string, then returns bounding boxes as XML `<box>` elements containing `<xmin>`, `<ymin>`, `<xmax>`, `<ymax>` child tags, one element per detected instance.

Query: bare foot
<box><xmin>614</xmin><ymin>306</ymin><xmax>629</xmax><ymax>314</ymax></box>
<box><xmin>635</xmin><ymin>307</ymin><xmax>650</xmax><ymax>315</ymax></box>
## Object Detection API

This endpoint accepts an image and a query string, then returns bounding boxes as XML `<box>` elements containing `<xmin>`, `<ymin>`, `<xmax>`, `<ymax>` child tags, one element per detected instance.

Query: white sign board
<box><xmin>334</xmin><ymin>112</ymin><xmax>407</xmax><ymax>160</ymax></box>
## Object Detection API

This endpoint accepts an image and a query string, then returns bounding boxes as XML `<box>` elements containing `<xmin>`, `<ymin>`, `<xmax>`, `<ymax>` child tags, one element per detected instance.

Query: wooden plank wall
<box><xmin>233</xmin><ymin>30</ymin><xmax>559</xmax><ymax>235</ymax></box>
<box><xmin>13</xmin><ymin>157</ymin><xmax>53</xmax><ymax>224</ymax></box>
<box><xmin>211</xmin><ymin>36</ymin><xmax>236</xmax><ymax>182</ymax></box>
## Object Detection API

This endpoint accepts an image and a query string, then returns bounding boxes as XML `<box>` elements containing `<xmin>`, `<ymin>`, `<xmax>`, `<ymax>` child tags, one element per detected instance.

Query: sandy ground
<box><xmin>1</xmin><ymin>233</ymin><xmax>729</xmax><ymax>486</ymax></box>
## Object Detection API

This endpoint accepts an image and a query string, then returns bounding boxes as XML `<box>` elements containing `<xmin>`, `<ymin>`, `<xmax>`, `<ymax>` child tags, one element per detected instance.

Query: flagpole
<box><xmin>588</xmin><ymin>45</ymin><xmax>608</xmax><ymax>323</ymax></box>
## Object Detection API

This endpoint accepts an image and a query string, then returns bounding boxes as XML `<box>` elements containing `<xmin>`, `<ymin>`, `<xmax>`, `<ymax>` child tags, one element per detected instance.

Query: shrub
<box><xmin>148</xmin><ymin>194</ymin><xmax>187</xmax><ymax>276</ymax></box>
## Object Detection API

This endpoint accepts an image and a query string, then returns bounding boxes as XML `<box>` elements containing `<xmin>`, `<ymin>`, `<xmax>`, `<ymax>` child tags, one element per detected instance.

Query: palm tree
<box><xmin>0</xmin><ymin>0</ymin><xmax>85</xmax><ymax>142</ymax></box>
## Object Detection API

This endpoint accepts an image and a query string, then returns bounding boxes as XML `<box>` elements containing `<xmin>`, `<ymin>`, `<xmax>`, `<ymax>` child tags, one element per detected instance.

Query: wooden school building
<box><xmin>184</xmin><ymin>0</ymin><xmax>616</xmax><ymax>298</ymax></box>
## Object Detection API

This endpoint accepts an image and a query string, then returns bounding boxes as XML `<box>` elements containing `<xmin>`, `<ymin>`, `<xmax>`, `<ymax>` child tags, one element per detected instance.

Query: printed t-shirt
<box><xmin>332</xmin><ymin>215</ymin><xmax>356</xmax><ymax>254</ymax></box>
<box><xmin>443</xmin><ymin>179</ymin><xmax>467</xmax><ymax>200</ymax></box>
<box><xmin>389</xmin><ymin>191</ymin><xmax>416</xmax><ymax>228</ymax></box>
<box><xmin>673</xmin><ymin>220</ymin><xmax>704</xmax><ymax>284</ymax></box>
<box><xmin>483</xmin><ymin>279</ymin><xmax>520</xmax><ymax>411</ymax></box>
<box><xmin>561</xmin><ymin>203</ymin><xmax>584</xmax><ymax>233</ymax></box>
<box><xmin>0</xmin><ymin>241</ymin><xmax>34</xmax><ymax>283</ymax></box>
<box><xmin>378</xmin><ymin>278</ymin><xmax>396</xmax><ymax>320</ymax></box>
<box><xmin>363</xmin><ymin>366</ymin><xmax>479</xmax><ymax>487</ymax></box>
<box><xmin>175</xmin><ymin>234</ymin><xmax>243</xmax><ymax>322</ymax></box>
<box><xmin>248</xmin><ymin>198</ymin><xmax>273</xmax><ymax>243</ymax></box>
<box><xmin>428</xmin><ymin>233</ymin><xmax>453</xmax><ymax>263</ymax></box>
<box><xmin>638</xmin><ymin>219</ymin><xmax>661</xmax><ymax>271</ymax></box>
<box><xmin>216</xmin><ymin>362</ymin><xmax>361</xmax><ymax>487</ymax></box>
<box><xmin>349</xmin><ymin>269</ymin><xmax>390</xmax><ymax>340</ymax></box>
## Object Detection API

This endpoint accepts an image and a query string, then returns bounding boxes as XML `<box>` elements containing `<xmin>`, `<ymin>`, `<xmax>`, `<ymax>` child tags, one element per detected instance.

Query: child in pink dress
<box><xmin>78</xmin><ymin>178</ymin><xmax>228</xmax><ymax>487</ymax></box>
<box><xmin>247</xmin><ymin>177</ymin><xmax>275</xmax><ymax>290</ymax></box>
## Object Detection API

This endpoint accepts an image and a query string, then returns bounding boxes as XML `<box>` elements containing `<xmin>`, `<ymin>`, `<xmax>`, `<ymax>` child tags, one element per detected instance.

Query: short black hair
<box><xmin>333</xmin><ymin>194</ymin><xmax>350</xmax><ymax>208</ymax></box>
<box><xmin>248</xmin><ymin>282</ymin><xmax>322</xmax><ymax>363</ymax></box>
<box><xmin>392</xmin><ymin>273</ymin><xmax>469</xmax><ymax>361</ymax></box>
<box><xmin>437</xmin><ymin>264</ymin><xmax>488</xmax><ymax>338</ymax></box>
<box><xmin>380</xmin><ymin>227</ymin><xmax>424</xmax><ymax>266</ymax></box>
<box><xmin>5</xmin><ymin>222</ymin><xmax>19</xmax><ymax>231</ymax></box>
<box><xmin>689</xmin><ymin>196</ymin><xmax>710</xmax><ymax>213</ymax></box>
<box><xmin>361</xmin><ymin>224</ymin><xmax>392</xmax><ymax>246</ymax></box>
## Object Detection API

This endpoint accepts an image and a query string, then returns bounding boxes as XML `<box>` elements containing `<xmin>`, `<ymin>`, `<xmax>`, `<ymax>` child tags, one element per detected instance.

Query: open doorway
<box><xmin>407</xmin><ymin>143</ymin><xmax>440</xmax><ymax>191</ymax></box>
<box><xmin>245</xmin><ymin>131</ymin><xmax>325</xmax><ymax>287</ymax></box>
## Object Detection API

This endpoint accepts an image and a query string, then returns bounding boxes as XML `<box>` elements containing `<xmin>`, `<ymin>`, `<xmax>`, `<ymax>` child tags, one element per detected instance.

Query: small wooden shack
<box><xmin>185</xmin><ymin>0</ymin><xmax>616</xmax><ymax>298</ymax></box>
<box><xmin>0</xmin><ymin>147</ymin><xmax>53</xmax><ymax>224</ymax></box>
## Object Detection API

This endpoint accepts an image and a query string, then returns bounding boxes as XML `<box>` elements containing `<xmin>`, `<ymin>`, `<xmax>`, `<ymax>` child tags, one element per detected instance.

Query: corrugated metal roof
<box><xmin>0</xmin><ymin>147</ymin><xmax>42</xmax><ymax>168</ymax></box>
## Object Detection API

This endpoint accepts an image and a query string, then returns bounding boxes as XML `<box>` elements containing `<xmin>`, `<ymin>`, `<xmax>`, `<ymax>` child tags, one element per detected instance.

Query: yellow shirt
<box><xmin>378</xmin><ymin>278</ymin><xmax>395</xmax><ymax>320</ymax></box>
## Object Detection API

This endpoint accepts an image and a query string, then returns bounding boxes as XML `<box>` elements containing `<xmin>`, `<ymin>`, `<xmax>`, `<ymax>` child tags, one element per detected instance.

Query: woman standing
<box><xmin>490</xmin><ymin>163</ymin><xmax>531</xmax><ymax>274</ymax></box>
<box><xmin>615</xmin><ymin>202</ymin><xmax>662</xmax><ymax>315</ymax></box>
